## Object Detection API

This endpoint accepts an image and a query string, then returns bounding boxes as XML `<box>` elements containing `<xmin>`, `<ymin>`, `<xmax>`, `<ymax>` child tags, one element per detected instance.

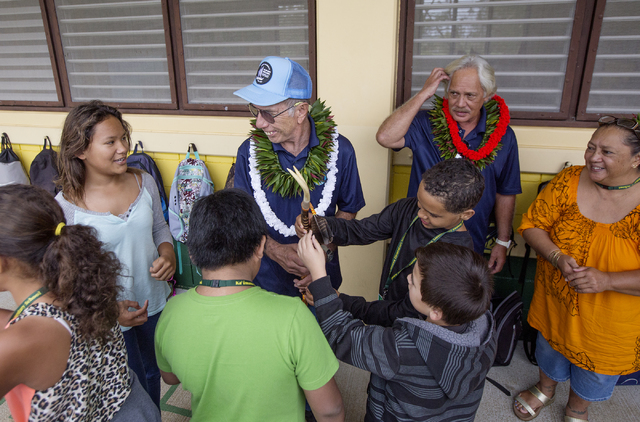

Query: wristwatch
<box><xmin>495</xmin><ymin>238</ymin><xmax>512</xmax><ymax>248</ymax></box>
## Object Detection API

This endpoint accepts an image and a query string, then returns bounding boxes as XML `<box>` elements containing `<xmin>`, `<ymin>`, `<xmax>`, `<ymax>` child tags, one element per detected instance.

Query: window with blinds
<box><xmin>585</xmin><ymin>0</ymin><xmax>640</xmax><ymax>115</ymax></box>
<box><xmin>411</xmin><ymin>0</ymin><xmax>577</xmax><ymax>113</ymax></box>
<box><xmin>0</xmin><ymin>0</ymin><xmax>58</xmax><ymax>102</ymax></box>
<box><xmin>54</xmin><ymin>0</ymin><xmax>173</xmax><ymax>104</ymax></box>
<box><xmin>179</xmin><ymin>0</ymin><xmax>309</xmax><ymax>105</ymax></box>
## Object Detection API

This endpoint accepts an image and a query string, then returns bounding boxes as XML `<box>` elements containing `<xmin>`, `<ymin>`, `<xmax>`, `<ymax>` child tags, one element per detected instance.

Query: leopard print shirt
<box><xmin>11</xmin><ymin>303</ymin><xmax>131</xmax><ymax>421</ymax></box>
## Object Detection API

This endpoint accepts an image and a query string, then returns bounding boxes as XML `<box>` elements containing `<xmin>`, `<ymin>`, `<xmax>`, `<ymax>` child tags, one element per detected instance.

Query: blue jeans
<box><xmin>535</xmin><ymin>332</ymin><xmax>619</xmax><ymax>402</ymax></box>
<box><xmin>123</xmin><ymin>311</ymin><xmax>162</xmax><ymax>409</ymax></box>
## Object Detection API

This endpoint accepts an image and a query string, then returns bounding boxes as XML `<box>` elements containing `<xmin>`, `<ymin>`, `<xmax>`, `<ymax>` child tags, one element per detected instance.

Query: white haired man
<box><xmin>376</xmin><ymin>55</ymin><xmax>521</xmax><ymax>274</ymax></box>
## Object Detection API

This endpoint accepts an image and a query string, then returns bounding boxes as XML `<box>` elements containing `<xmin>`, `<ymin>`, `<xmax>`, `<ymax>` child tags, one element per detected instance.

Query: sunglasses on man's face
<box><xmin>248</xmin><ymin>102</ymin><xmax>303</xmax><ymax>124</ymax></box>
<box><xmin>598</xmin><ymin>115</ymin><xmax>640</xmax><ymax>140</ymax></box>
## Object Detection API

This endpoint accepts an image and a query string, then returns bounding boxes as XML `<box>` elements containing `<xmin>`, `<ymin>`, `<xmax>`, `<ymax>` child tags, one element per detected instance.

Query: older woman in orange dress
<box><xmin>513</xmin><ymin>116</ymin><xmax>640</xmax><ymax>422</ymax></box>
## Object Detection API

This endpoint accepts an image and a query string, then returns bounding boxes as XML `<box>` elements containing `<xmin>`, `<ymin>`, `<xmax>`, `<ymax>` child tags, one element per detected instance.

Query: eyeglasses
<box><xmin>248</xmin><ymin>102</ymin><xmax>303</xmax><ymax>124</ymax></box>
<box><xmin>598</xmin><ymin>115</ymin><xmax>640</xmax><ymax>140</ymax></box>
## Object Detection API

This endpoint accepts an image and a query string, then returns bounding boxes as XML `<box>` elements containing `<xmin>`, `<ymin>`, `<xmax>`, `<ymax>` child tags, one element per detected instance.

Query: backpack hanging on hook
<box><xmin>126</xmin><ymin>141</ymin><xmax>170</xmax><ymax>223</ymax></box>
<box><xmin>0</xmin><ymin>133</ymin><xmax>30</xmax><ymax>187</ymax></box>
<box><xmin>168</xmin><ymin>143</ymin><xmax>214</xmax><ymax>243</ymax></box>
<box><xmin>30</xmin><ymin>136</ymin><xmax>60</xmax><ymax>195</ymax></box>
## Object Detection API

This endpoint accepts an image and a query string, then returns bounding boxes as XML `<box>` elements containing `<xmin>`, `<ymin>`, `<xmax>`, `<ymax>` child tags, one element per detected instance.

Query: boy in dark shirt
<box><xmin>296</xmin><ymin>158</ymin><xmax>484</xmax><ymax>324</ymax></box>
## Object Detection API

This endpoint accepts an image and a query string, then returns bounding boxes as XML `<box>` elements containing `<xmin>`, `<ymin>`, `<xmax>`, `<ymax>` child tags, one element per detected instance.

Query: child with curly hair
<box><xmin>0</xmin><ymin>184</ymin><xmax>160</xmax><ymax>421</ymax></box>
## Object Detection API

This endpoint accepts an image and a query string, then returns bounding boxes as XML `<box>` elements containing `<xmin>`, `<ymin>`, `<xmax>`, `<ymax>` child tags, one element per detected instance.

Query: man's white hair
<box><xmin>443</xmin><ymin>55</ymin><xmax>497</xmax><ymax>100</ymax></box>
<box><xmin>284</xmin><ymin>98</ymin><xmax>309</xmax><ymax>117</ymax></box>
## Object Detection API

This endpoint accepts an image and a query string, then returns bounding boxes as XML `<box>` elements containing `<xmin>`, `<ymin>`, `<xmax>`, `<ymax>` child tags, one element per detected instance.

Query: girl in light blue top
<box><xmin>55</xmin><ymin>100</ymin><xmax>175</xmax><ymax>409</ymax></box>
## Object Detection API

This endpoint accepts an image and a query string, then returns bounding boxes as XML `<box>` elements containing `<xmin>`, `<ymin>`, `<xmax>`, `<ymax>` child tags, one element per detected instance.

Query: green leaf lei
<box><xmin>249</xmin><ymin>99</ymin><xmax>336</xmax><ymax>198</ymax></box>
<box><xmin>428</xmin><ymin>95</ymin><xmax>505</xmax><ymax>170</ymax></box>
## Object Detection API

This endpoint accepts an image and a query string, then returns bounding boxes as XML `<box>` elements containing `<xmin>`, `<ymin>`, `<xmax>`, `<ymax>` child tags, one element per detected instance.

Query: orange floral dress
<box><xmin>519</xmin><ymin>166</ymin><xmax>640</xmax><ymax>375</ymax></box>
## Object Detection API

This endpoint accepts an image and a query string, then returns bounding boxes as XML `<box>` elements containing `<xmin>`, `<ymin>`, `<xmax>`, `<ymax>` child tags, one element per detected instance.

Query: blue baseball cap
<box><xmin>234</xmin><ymin>56</ymin><xmax>312</xmax><ymax>106</ymax></box>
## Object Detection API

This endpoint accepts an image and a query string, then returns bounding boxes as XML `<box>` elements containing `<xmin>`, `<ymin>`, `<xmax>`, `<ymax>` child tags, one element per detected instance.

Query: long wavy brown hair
<box><xmin>57</xmin><ymin>100</ymin><xmax>132</xmax><ymax>204</ymax></box>
<box><xmin>0</xmin><ymin>184</ymin><xmax>122</xmax><ymax>343</ymax></box>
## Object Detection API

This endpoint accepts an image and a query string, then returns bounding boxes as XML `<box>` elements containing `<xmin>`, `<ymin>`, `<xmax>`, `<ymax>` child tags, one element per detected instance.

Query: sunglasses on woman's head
<box><xmin>598</xmin><ymin>115</ymin><xmax>640</xmax><ymax>140</ymax></box>
<box><xmin>248</xmin><ymin>102</ymin><xmax>303</xmax><ymax>124</ymax></box>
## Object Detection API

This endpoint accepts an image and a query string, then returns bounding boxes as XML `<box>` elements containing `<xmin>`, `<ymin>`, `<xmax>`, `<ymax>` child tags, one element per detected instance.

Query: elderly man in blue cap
<box><xmin>233</xmin><ymin>56</ymin><xmax>365</xmax><ymax>298</ymax></box>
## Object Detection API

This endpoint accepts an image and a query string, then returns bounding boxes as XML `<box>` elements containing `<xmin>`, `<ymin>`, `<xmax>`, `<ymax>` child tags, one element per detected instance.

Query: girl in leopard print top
<box><xmin>0</xmin><ymin>184</ymin><xmax>160</xmax><ymax>421</ymax></box>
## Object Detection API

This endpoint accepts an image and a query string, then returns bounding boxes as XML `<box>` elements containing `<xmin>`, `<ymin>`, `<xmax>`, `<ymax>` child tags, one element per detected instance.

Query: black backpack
<box><xmin>29</xmin><ymin>136</ymin><xmax>60</xmax><ymax>195</ymax></box>
<box><xmin>491</xmin><ymin>290</ymin><xmax>523</xmax><ymax>366</ymax></box>
<box><xmin>126</xmin><ymin>141</ymin><xmax>169</xmax><ymax>223</ymax></box>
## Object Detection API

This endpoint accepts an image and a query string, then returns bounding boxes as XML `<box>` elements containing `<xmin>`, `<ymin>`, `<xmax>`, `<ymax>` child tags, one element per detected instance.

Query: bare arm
<box><xmin>522</xmin><ymin>227</ymin><xmax>565</xmax><ymax>265</ymax></box>
<box><xmin>488</xmin><ymin>193</ymin><xmax>516</xmax><ymax>274</ymax></box>
<box><xmin>303</xmin><ymin>377</ymin><xmax>345</xmax><ymax>422</ymax></box>
<box><xmin>567</xmin><ymin>268</ymin><xmax>640</xmax><ymax>296</ymax></box>
<box><xmin>334</xmin><ymin>210</ymin><xmax>356</xmax><ymax>220</ymax></box>
<box><xmin>376</xmin><ymin>68</ymin><xmax>449</xmax><ymax>149</ymax></box>
<box><xmin>523</xmin><ymin>227</ymin><xmax>580</xmax><ymax>277</ymax></box>
<box><xmin>160</xmin><ymin>369</ymin><xmax>181</xmax><ymax>385</ymax></box>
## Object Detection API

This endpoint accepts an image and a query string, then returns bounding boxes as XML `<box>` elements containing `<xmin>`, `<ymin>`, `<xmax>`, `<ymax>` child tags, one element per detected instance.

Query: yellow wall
<box><xmin>0</xmin><ymin>1</ymin><xmax>600</xmax><ymax>297</ymax></box>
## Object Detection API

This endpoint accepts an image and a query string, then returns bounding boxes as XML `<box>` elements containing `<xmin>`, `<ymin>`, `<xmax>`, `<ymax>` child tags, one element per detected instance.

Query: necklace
<box><xmin>249</xmin><ymin>101</ymin><xmax>340</xmax><ymax>237</ymax></box>
<box><xmin>249</xmin><ymin>99</ymin><xmax>336</xmax><ymax>198</ymax></box>
<box><xmin>429</xmin><ymin>95</ymin><xmax>510</xmax><ymax>170</ymax></box>
<box><xmin>595</xmin><ymin>175</ymin><xmax>640</xmax><ymax>190</ymax></box>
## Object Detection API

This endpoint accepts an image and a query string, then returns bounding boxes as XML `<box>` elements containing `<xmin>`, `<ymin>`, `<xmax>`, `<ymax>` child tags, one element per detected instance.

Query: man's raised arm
<box><xmin>376</xmin><ymin>67</ymin><xmax>450</xmax><ymax>149</ymax></box>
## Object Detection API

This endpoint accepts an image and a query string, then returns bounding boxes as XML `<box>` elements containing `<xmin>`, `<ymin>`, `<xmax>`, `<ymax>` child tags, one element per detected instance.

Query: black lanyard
<box><xmin>379</xmin><ymin>217</ymin><xmax>463</xmax><ymax>300</ymax></box>
<box><xmin>595</xmin><ymin>175</ymin><xmax>640</xmax><ymax>190</ymax></box>
<box><xmin>199</xmin><ymin>280</ymin><xmax>255</xmax><ymax>288</ymax></box>
<box><xmin>9</xmin><ymin>286</ymin><xmax>49</xmax><ymax>321</ymax></box>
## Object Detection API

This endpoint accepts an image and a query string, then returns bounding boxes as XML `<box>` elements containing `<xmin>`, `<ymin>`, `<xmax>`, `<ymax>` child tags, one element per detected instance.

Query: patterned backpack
<box><xmin>168</xmin><ymin>143</ymin><xmax>214</xmax><ymax>242</ymax></box>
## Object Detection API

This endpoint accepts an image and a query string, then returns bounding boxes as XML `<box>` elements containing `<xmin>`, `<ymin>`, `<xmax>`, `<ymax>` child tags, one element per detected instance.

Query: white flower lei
<box><xmin>249</xmin><ymin>128</ymin><xmax>339</xmax><ymax>237</ymax></box>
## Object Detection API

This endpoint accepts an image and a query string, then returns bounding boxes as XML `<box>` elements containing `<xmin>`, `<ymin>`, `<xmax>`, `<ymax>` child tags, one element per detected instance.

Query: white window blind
<box><xmin>179</xmin><ymin>0</ymin><xmax>309</xmax><ymax>105</ymax></box>
<box><xmin>55</xmin><ymin>0</ymin><xmax>172</xmax><ymax>104</ymax></box>
<box><xmin>585</xmin><ymin>0</ymin><xmax>640</xmax><ymax>115</ymax></box>
<box><xmin>412</xmin><ymin>0</ymin><xmax>577</xmax><ymax>112</ymax></box>
<box><xmin>0</xmin><ymin>0</ymin><xmax>58</xmax><ymax>102</ymax></box>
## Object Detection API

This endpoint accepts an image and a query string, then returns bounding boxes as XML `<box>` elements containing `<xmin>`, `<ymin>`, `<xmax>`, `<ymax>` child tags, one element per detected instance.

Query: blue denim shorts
<box><xmin>535</xmin><ymin>332</ymin><xmax>620</xmax><ymax>402</ymax></box>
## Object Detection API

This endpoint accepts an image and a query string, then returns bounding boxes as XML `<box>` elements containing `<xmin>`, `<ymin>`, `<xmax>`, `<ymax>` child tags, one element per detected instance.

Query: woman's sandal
<box><xmin>513</xmin><ymin>384</ymin><xmax>555</xmax><ymax>421</ymax></box>
<box><xmin>564</xmin><ymin>417</ymin><xmax>588</xmax><ymax>422</ymax></box>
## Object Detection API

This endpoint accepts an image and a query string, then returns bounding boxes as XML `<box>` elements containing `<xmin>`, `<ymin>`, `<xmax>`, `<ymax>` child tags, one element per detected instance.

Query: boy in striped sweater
<box><xmin>299</xmin><ymin>239</ymin><xmax>496</xmax><ymax>422</ymax></box>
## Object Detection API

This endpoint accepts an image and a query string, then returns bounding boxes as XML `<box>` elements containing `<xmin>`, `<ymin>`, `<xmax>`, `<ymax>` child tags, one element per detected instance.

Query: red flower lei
<box><xmin>431</xmin><ymin>95</ymin><xmax>510</xmax><ymax>169</ymax></box>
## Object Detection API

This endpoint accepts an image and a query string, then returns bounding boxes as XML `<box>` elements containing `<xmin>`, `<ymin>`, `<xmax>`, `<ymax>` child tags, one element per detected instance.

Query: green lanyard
<box><xmin>379</xmin><ymin>217</ymin><xmax>463</xmax><ymax>300</ymax></box>
<box><xmin>198</xmin><ymin>280</ymin><xmax>255</xmax><ymax>288</ymax></box>
<box><xmin>9</xmin><ymin>286</ymin><xmax>49</xmax><ymax>321</ymax></box>
<box><xmin>595</xmin><ymin>175</ymin><xmax>640</xmax><ymax>190</ymax></box>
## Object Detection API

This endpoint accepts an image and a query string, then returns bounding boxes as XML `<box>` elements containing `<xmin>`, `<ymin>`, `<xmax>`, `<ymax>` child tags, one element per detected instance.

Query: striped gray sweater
<box><xmin>309</xmin><ymin>276</ymin><xmax>497</xmax><ymax>422</ymax></box>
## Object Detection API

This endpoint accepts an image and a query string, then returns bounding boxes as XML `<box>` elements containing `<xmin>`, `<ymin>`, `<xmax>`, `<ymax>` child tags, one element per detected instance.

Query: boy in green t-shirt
<box><xmin>154</xmin><ymin>189</ymin><xmax>344</xmax><ymax>422</ymax></box>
